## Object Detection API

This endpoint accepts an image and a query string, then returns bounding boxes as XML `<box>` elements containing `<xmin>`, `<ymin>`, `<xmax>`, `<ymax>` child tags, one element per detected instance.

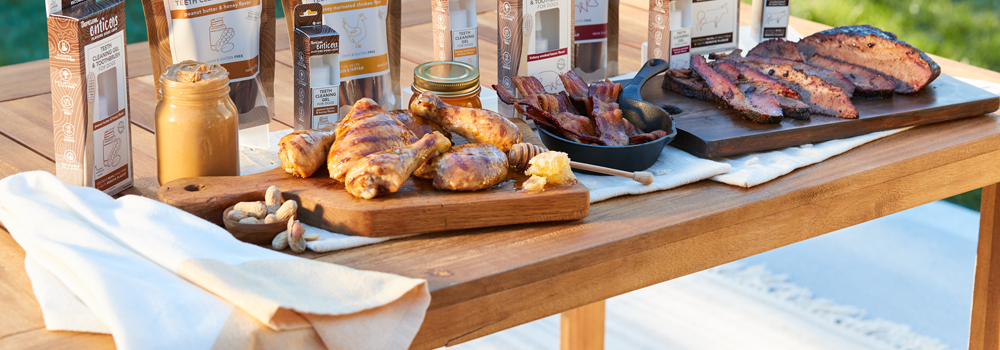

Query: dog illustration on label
<box><xmin>575</xmin><ymin>0</ymin><xmax>600</xmax><ymax>13</ymax></box>
<box><xmin>696</xmin><ymin>3</ymin><xmax>729</xmax><ymax>30</ymax></box>
<box><xmin>765</xmin><ymin>10</ymin><xmax>787</xmax><ymax>25</ymax></box>
<box><xmin>209</xmin><ymin>18</ymin><xmax>235</xmax><ymax>53</ymax></box>
<box><xmin>102</xmin><ymin>129</ymin><xmax>122</xmax><ymax>169</ymax></box>
<box><xmin>343</xmin><ymin>13</ymin><xmax>368</xmax><ymax>48</ymax></box>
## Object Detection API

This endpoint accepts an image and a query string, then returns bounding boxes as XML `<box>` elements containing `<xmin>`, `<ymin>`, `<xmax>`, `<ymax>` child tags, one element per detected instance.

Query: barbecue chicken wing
<box><xmin>414</xmin><ymin>144</ymin><xmax>509</xmax><ymax>191</ymax></box>
<box><xmin>328</xmin><ymin>98</ymin><xmax>417</xmax><ymax>182</ymax></box>
<box><xmin>278</xmin><ymin>126</ymin><xmax>337</xmax><ymax>177</ymax></box>
<box><xmin>345</xmin><ymin>132</ymin><xmax>452</xmax><ymax>199</ymax></box>
<box><xmin>409</xmin><ymin>91</ymin><xmax>522</xmax><ymax>152</ymax></box>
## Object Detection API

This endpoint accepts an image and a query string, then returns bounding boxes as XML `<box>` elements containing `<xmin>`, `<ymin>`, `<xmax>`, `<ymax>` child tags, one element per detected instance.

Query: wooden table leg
<box><xmin>561</xmin><ymin>300</ymin><xmax>605</xmax><ymax>350</ymax></box>
<box><xmin>971</xmin><ymin>184</ymin><xmax>1000</xmax><ymax>350</ymax></box>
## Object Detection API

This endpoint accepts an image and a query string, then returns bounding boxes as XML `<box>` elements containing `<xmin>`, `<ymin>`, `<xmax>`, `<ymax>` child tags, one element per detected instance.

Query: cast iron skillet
<box><xmin>538</xmin><ymin>59</ymin><xmax>679</xmax><ymax>172</ymax></box>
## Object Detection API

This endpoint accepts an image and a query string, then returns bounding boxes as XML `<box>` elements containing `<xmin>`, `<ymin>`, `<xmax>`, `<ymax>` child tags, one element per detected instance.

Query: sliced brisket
<box><xmin>744</xmin><ymin>60</ymin><xmax>859</xmax><ymax>119</ymax></box>
<box><xmin>733</xmin><ymin>62</ymin><xmax>812</xmax><ymax>120</ymax></box>
<box><xmin>747</xmin><ymin>39</ymin><xmax>804</xmax><ymax>61</ymax></box>
<box><xmin>691</xmin><ymin>55</ymin><xmax>783</xmax><ymax>124</ymax></box>
<box><xmin>806</xmin><ymin>54</ymin><xmax>895</xmax><ymax>99</ymax></box>
<box><xmin>741</xmin><ymin>56</ymin><xmax>857</xmax><ymax>97</ymax></box>
<box><xmin>797</xmin><ymin>25</ymin><xmax>941</xmax><ymax>93</ymax></box>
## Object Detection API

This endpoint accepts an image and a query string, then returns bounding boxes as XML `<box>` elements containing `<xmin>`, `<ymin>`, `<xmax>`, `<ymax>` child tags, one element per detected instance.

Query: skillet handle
<box><xmin>623</xmin><ymin>59</ymin><xmax>669</xmax><ymax>96</ymax></box>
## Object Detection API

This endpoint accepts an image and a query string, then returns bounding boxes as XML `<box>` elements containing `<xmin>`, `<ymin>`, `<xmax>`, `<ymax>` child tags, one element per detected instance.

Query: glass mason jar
<box><xmin>155</xmin><ymin>61</ymin><xmax>240</xmax><ymax>185</ymax></box>
<box><xmin>409</xmin><ymin>61</ymin><xmax>482</xmax><ymax>108</ymax></box>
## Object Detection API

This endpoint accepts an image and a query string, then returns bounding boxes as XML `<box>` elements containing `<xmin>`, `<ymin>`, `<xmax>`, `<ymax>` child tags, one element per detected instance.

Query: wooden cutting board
<box><xmin>639</xmin><ymin>74</ymin><xmax>1000</xmax><ymax>158</ymax></box>
<box><xmin>158</xmin><ymin>120</ymin><xmax>590</xmax><ymax>238</ymax></box>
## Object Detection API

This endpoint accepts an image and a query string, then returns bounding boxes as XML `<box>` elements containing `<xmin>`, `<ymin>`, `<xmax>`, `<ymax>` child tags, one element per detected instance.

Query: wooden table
<box><xmin>3</xmin><ymin>1</ymin><xmax>1000</xmax><ymax>349</ymax></box>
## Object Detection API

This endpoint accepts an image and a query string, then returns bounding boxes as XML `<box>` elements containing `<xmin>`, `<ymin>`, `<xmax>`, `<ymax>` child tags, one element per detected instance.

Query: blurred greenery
<box><xmin>2</xmin><ymin>0</ymin><xmax>995</xmax><ymax>211</ymax></box>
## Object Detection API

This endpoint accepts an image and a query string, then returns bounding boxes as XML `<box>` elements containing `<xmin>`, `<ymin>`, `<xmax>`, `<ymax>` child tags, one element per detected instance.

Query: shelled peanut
<box><xmin>225</xmin><ymin>185</ymin><xmax>298</xmax><ymax>225</ymax></box>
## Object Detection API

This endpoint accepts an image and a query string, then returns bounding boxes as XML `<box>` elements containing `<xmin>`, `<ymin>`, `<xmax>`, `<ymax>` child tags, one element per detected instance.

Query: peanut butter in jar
<box><xmin>155</xmin><ymin>61</ymin><xmax>240</xmax><ymax>185</ymax></box>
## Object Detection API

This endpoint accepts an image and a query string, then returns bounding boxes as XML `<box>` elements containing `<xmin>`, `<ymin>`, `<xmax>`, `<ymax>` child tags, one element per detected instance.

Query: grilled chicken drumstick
<box><xmin>328</xmin><ymin>98</ymin><xmax>417</xmax><ymax>182</ymax></box>
<box><xmin>409</xmin><ymin>91</ymin><xmax>523</xmax><ymax>152</ymax></box>
<box><xmin>345</xmin><ymin>132</ymin><xmax>452</xmax><ymax>199</ymax></box>
<box><xmin>414</xmin><ymin>143</ymin><xmax>509</xmax><ymax>191</ymax></box>
<box><xmin>278</xmin><ymin>126</ymin><xmax>337</xmax><ymax>178</ymax></box>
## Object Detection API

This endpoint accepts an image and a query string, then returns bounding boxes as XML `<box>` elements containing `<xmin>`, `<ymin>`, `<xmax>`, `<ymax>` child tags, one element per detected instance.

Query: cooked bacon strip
<box><xmin>806</xmin><ymin>54</ymin><xmax>895</xmax><ymax>99</ymax></box>
<box><xmin>589</xmin><ymin>80</ymin><xmax>629</xmax><ymax>146</ymax></box>
<box><xmin>691</xmin><ymin>55</ymin><xmax>783</xmax><ymax>124</ymax></box>
<box><xmin>494</xmin><ymin>86</ymin><xmax>602</xmax><ymax>144</ymax></box>
<box><xmin>559</xmin><ymin>70</ymin><xmax>593</xmax><ymax>115</ymax></box>
<box><xmin>623</xmin><ymin>121</ymin><xmax>669</xmax><ymax>144</ymax></box>
<box><xmin>512</xmin><ymin>76</ymin><xmax>565</xmax><ymax>114</ymax></box>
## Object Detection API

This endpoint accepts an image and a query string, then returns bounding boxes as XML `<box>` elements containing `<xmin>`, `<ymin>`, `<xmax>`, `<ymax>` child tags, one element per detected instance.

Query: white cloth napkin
<box><xmin>577</xmin><ymin>146</ymin><xmax>731</xmax><ymax>202</ymax></box>
<box><xmin>0</xmin><ymin>171</ymin><xmax>430</xmax><ymax>350</ymax></box>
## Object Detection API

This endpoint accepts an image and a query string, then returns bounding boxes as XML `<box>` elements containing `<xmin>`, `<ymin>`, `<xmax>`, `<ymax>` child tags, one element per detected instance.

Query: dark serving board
<box><xmin>638</xmin><ymin>74</ymin><xmax>1000</xmax><ymax>158</ymax></box>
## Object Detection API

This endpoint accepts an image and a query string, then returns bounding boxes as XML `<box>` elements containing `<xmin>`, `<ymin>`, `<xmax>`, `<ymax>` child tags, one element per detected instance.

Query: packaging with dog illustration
<box><xmin>292</xmin><ymin>4</ymin><xmax>341</xmax><ymax>130</ymax></box>
<box><xmin>432</xmin><ymin>0</ymin><xmax>479</xmax><ymax>68</ymax></box>
<box><xmin>572</xmin><ymin>0</ymin><xmax>618</xmax><ymax>83</ymax></box>
<box><xmin>47</xmin><ymin>0</ymin><xmax>134</xmax><ymax>194</ymax></box>
<box><xmin>751</xmin><ymin>0</ymin><xmax>789</xmax><ymax>43</ymax></box>
<box><xmin>497</xmin><ymin>0</ymin><xmax>575</xmax><ymax>119</ymax></box>
<box><xmin>282</xmin><ymin>0</ymin><xmax>402</xmax><ymax>112</ymax></box>
<box><xmin>140</xmin><ymin>0</ymin><xmax>276</xmax><ymax>148</ymax></box>
<box><xmin>647</xmin><ymin>0</ymin><xmax>738</xmax><ymax>59</ymax></box>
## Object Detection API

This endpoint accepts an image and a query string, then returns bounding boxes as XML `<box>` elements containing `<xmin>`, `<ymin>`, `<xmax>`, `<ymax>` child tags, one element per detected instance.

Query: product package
<box><xmin>645</xmin><ymin>0</ymin><xmax>738</xmax><ymax>60</ymax></box>
<box><xmin>282</xmin><ymin>0</ymin><xmax>402</xmax><ymax>112</ymax></box>
<box><xmin>750</xmin><ymin>0</ymin><xmax>789</xmax><ymax>43</ymax></box>
<box><xmin>141</xmin><ymin>0</ymin><xmax>276</xmax><ymax>148</ymax></box>
<box><xmin>292</xmin><ymin>4</ymin><xmax>341</xmax><ymax>130</ymax></box>
<box><xmin>47</xmin><ymin>0</ymin><xmax>134</xmax><ymax>195</ymax></box>
<box><xmin>497</xmin><ymin>0</ymin><xmax>575</xmax><ymax>119</ymax></box>
<box><xmin>44</xmin><ymin>0</ymin><xmax>85</xmax><ymax>15</ymax></box>
<box><xmin>432</xmin><ymin>0</ymin><xmax>480</xmax><ymax>68</ymax></box>
<box><xmin>573</xmin><ymin>0</ymin><xmax>619</xmax><ymax>83</ymax></box>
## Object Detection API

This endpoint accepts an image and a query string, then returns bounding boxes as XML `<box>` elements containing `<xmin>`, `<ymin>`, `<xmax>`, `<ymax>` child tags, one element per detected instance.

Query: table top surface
<box><xmin>2</xmin><ymin>1</ymin><xmax>1000</xmax><ymax>349</ymax></box>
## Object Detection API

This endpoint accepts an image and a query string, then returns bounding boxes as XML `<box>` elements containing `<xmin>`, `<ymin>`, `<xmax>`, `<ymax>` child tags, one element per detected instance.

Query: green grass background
<box><xmin>3</xmin><ymin>0</ymin><xmax>996</xmax><ymax>210</ymax></box>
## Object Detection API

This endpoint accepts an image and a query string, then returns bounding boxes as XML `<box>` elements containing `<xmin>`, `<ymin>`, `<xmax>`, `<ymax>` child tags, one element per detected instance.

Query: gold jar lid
<box><xmin>412</xmin><ymin>61</ymin><xmax>480</xmax><ymax>95</ymax></box>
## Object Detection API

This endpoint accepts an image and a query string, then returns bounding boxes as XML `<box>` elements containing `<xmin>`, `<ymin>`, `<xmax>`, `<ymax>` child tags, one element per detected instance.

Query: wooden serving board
<box><xmin>158</xmin><ymin>121</ymin><xmax>590</xmax><ymax>238</ymax></box>
<box><xmin>640</xmin><ymin>74</ymin><xmax>1000</xmax><ymax>158</ymax></box>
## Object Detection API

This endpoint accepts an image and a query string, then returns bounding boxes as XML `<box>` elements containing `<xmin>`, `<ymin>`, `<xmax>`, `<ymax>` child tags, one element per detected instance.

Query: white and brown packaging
<box><xmin>47</xmin><ymin>0</ymin><xmax>134</xmax><ymax>195</ymax></box>
<box><xmin>497</xmin><ymin>0</ymin><xmax>575</xmax><ymax>119</ymax></box>
<box><xmin>140</xmin><ymin>0</ymin><xmax>276</xmax><ymax>147</ymax></box>
<box><xmin>751</xmin><ymin>0</ymin><xmax>789</xmax><ymax>43</ymax></box>
<box><xmin>282</xmin><ymin>0</ymin><xmax>402</xmax><ymax>112</ymax></box>
<box><xmin>292</xmin><ymin>4</ymin><xmax>341</xmax><ymax>130</ymax></box>
<box><xmin>573</xmin><ymin>0</ymin><xmax>619</xmax><ymax>83</ymax></box>
<box><xmin>648</xmin><ymin>0</ymin><xmax>738</xmax><ymax>59</ymax></box>
<box><xmin>432</xmin><ymin>0</ymin><xmax>480</xmax><ymax>68</ymax></box>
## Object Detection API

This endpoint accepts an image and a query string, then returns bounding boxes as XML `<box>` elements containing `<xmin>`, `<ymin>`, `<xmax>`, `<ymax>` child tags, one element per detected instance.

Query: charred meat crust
<box><xmin>747</xmin><ymin>39</ymin><xmax>804</xmax><ymax>61</ymax></box>
<box><xmin>797</xmin><ymin>25</ymin><xmax>941</xmax><ymax>93</ymax></box>
<box><xmin>690</xmin><ymin>55</ymin><xmax>784</xmax><ymax>123</ymax></box>
<box><xmin>806</xmin><ymin>54</ymin><xmax>895</xmax><ymax>99</ymax></box>
<box><xmin>740</xmin><ymin>56</ymin><xmax>857</xmax><ymax>97</ymax></box>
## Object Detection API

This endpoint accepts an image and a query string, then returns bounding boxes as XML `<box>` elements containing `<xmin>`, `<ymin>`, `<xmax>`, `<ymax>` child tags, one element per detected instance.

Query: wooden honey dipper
<box><xmin>508</xmin><ymin>143</ymin><xmax>656</xmax><ymax>185</ymax></box>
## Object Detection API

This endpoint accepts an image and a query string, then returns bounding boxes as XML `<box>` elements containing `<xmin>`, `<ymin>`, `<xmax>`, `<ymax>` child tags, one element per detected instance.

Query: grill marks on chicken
<box><xmin>345</xmin><ymin>132</ymin><xmax>452</xmax><ymax>199</ymax></box>
<box><xmin>589</xmin><ymin>80</ymin><xmax>629</xmax><ymax>146</ymax></box>
<box><xmin>806</xmin><ymin>54</ymin><xmax>895</xmax><ymax>99</ymax></box>
<box><xmin>410</xmin><ymin>91</ymin><xmax>523</xmax><ymax>152</ymax></box>
<box><xmin>386</xmin><ymin>110</ymin><xmax>452</xmax><ymax>139</ymax></box>
<box><xmin>328</xmin><ymin>99</ymin><xmax>417</xmax><ymax>182</ymax></box>
<box><xmin>797</xmin><ymin>25</ymin><xmax>940</xmax><ymax>93</ymax></box>
<box><xmin>691</xmin><ymin>55</ymin><xmax>784</xmax><ymax>124</ymax></box>
<box><xmin>278</xmin><ymin>126</ymin><xmax>337</xmax><ymax>178</ymax></box>
<box><xmin>415</xmin><ymin>144</ymin><xmax>509</xmax><ymax>191</ymax></box>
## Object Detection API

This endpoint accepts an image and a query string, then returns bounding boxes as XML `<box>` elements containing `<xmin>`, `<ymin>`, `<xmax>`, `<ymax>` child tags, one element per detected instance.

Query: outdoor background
<box><xmin>3</xmin><ymin>0</ymin><xmax>997</xmax><ymax>210</ymax></box>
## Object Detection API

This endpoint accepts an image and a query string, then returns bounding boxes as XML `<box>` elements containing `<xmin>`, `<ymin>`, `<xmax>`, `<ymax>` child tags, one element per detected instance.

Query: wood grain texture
<box><xmin>561</xmin><ymin>301</ymin><xmax>606</xmax><ymax>350</ymax></box>
<box><xmin>970</xmin><ymin>184</ymin><xmax>1000</xmax><ymax>350</ymax></box>
<box><xmin>158</xmin><ymin>120</ymin><xmax>590</xmax><ymax>238</ymax></box>
<box><xmin>644</xmin><ymin>74</ymin><xmax>1000</xmax><ymax>157</ymax></box>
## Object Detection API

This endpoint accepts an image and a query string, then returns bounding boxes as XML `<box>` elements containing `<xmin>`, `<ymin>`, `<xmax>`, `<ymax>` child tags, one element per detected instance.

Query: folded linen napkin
<box><xmin>0</xmin><ymin>171</ymin><xmax>430</xmax><ymax>350</ymax></box>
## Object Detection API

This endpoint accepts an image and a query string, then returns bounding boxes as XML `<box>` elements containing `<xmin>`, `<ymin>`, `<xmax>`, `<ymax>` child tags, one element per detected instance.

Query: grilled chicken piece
<box><xmin>747</xmin><ymin>38</ymin><xmax>805</xmax><ymax>61</ymax></box>
<box><xmin>414</xmin><ymin>144</ymin><xmax>508</xmax><ymax>191</ymax></box>
<box><xmin>691</xmin><ymin>55</ymin><xmax>784</xmax><ymax>124</ymax></box>
<box><xmin>410</xmin><ymin>91</ymin><xmax>523</xmax><ymax>152</ymax></box>
<box><xmin>731</xmin><ymin>62</ymin><xmax>812</xmax><ymax>120</ymax></box>
<box><xmin>797</xmin><ymin>25</ymin><xmax>940</xmax><ymax>93</ymax></box>
<box><xmin>278</xmin><ymin>126</ymin><xmax>337</xmax><ymax>177</ymax></box>
<box><xmin>559</xmin><ymin>70</ymin><xmax>593</xmax><ymax>115</ymax></box>
<box><xmin>589</xmin><ymin>80</ymin><xmax>629</xmax><ymax>146</ymax></box>
<box><xmin>345</xmin><ymin>132</ymin><xmax>452</xmax><ymax>199</ymax></box>
<box><xmin>739</xmin><ymin>56</ymin><xmax>856</xmax><ymax>97</ymax></box>
<box><xmin>806</xmin><ymin>54</ymin><xmax>895</xmax><ymax>99</ymax></box>
<box><xmin>387</xmin><ymin>110</ymin><xmax>451</xmax><ymax>139</ymax></box>
<box><xmin>744</xmin><ymin>60</ymin><xmax>859</xmax><ymax>119</ymax></box>
<box><xmin>328</xmin><ymin>98</ymin><xmax>417</xmax><ymax>182</ymax></box>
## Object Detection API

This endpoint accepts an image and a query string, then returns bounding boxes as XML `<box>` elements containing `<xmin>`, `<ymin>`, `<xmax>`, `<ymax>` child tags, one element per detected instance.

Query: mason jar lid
<box><xmin>412</xmin><ymin>61</ymin><xmax>480</xmax><ymax>95</ymax></box>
